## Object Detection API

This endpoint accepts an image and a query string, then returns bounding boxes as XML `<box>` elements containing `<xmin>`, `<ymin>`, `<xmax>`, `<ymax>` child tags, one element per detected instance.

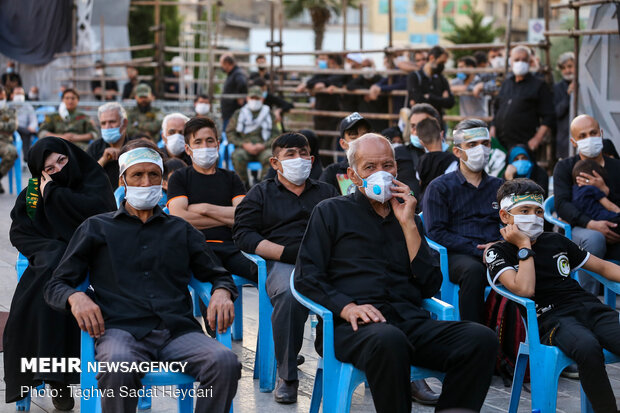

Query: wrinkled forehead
<box><xmin>124</xmin><ymin>162</ymin><xmax>162</xmax><ymax>176</ymax></box>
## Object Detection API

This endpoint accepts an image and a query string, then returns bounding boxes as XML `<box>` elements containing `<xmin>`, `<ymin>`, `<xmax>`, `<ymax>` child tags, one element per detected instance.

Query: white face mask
<box><xmin>125</xmin><ymin>184</ymin><xmax>162</xmax><ymax>210</ymax></box>
<box><xmin>95</xmin><ymin>69</ymin><xmax>104</xmax><ymax>77</ymax></box>
<box><xmin>490</xmin><ymin>56</ymin><xmax>504</xmax><ymax>69</ymax></box>
<box><xmin>459</xmin><ymin>144</ymin><xmax>490</xmax><ymax>172</ymax></box>
<box><xmin>356</xmin><ymin>170</ymin><xmax>395</xmax><ymax>204</ymax></box>
<box><xmin>247</xmin><ymin>100</ymin><xmax>263</xmax><ymax>112</ymax></box>
<box><xmin>512</xmin><ymin>61</ymin><xmax>530</xmax><ymax>76</ymax></box>
<box><xmin>510</xmin><ymin>213</ymin><xmax>544</xmax><ymax>241</ymax></box>
<box><xmin>0</xmin><ymin>99</ymin><xmax>6</xmax><ymax>107</ymax></box>
<box><xmin>165</xmin><ymin>133</ymin><xmax>186</xmax><ymax>156</ymax></box>
<box><xmin>195</xmin><ymin>102</ymin><xmax>210</xmax><ymax>115</ymax></box>
<box><xmin>278</xmin><ymin>157</ymin><xmax>312</xmax><ymax>186</ymax></box>
<box><xmin>12</xmin><ymin>94</ymin><xmax>25</xmax><ymax>103</ymax></box>
<box><xmin>575</xmin><ymin>136</ymin><xmax>604</xmax><ymax>158</ymax></box>
<box><xmin>191</xmin><ymin>147</ymin><xmax>219</xmax><ymax>169</ymax></box>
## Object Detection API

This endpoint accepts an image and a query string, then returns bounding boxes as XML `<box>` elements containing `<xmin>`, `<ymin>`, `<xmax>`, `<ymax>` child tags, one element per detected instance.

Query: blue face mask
<box><xmin>456</xmin><ymin>72</ymin><xmax>467</xmax><ymax>81</ymax></box>
<box><xmin>262</xmin><ymin>91</ymin><xmax>268</xmax><ymax>99</ymax></box>
<box><xmin>442</xmin><ymin>141</ymin><xmax>450</xmax><ymax>152</ymax></box>
<box><xmin>172</xmin><ymin>66</ymin><xmax>181</xmax><ymax>73</ymax></box>
<box><xmin>512</xmin><ymin>159</ymin><xmax>533</xmax><ymax>177</ymax></box>
<box><xmin>410</xmin><ymin>134</ymin><xmax>424</xmax><ymax>149</ymax></box>
<box><xmin>318</xmin><ymin>60</ymin><xmax>328</xmax><ymax>69</ymax></box>
<box><xmin>101</xmin><ymin>127</ymin><xmax>123</xmax><ymax>144</ymax></box>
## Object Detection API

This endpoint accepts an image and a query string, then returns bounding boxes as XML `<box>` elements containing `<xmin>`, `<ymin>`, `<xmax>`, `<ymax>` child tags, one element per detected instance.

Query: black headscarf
<box><xmin>15</xmin><ymin>136</ymin><xmax>116</xmax><ymax>242</ymax></box>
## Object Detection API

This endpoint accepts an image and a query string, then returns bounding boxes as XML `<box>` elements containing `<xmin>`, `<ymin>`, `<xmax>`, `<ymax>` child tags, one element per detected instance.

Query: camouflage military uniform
<box><xmin>0</xmin><ymin>106</ymin><xmax>18</xmax><ymax>177</ymax></box>
<box><xmin>226</xmin><ymin>107</ymin><xmax>280</xmax><ymax>186</ymax></box>
<box><xmin>38</xmin><ymin>111</ymin><xmax>98</xmax><ymax>151</ymax></box>
<box><xmin>126</xmin><ymin>106</ymin><xmax>163</xmax><ymax>142</ymax></box>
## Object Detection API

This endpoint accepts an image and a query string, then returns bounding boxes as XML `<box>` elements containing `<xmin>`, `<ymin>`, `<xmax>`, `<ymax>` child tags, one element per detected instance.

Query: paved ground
<box><xmin>0</xmin><ymin>171</ymin><xmax>617</xmax><ymax>412</ymax></box>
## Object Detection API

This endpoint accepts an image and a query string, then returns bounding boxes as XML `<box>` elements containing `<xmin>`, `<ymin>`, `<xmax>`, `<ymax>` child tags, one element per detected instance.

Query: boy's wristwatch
<box><xmin>517</xmin><ymin>248</ymin><xmax>536</xmax><ymax>260</ymax></box>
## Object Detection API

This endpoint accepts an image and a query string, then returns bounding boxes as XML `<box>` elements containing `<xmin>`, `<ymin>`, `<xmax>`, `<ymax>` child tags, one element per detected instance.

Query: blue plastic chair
<box><xmin>290</xmin><ymin>269</ymin><xmax>451</xmax><ymax>413</ymax></box>
<box><xmin>79</xmin><ymin>277</ymin><xmax>233</xmax><ymax>413</ymax></box>
<box><xmin>543</xmin><ymin>195</ymin><xmax>572</xmax><ymax>240</ymax></box>
<box><xmin>233</xmin><ymin>252</ymin><xmax>276</xmax><ymax>392</ymax></box>
<box><xmin>486</xmin><ymin>270</ymin><xmax>620</xmax><ymax>413</ymax></box>
<box><xmin>34</xmin><ymin>106</ymin><xmax>56</xmax><ymax>124</ymax></box>
<box><xmin>4</xmin><ymin>131</ymin><xmax>23</xmax><ymax>195</ymax></box>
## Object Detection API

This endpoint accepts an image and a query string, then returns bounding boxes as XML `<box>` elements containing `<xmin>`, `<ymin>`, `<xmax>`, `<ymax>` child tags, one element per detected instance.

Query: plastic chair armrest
<box><xmin>421</xmin><ymin>297</ymin><xmax>455</xmax><ymax>321</ymax></box>
<box><xmin>579</xmin><ymin>269</ymin><xmax>620</xmax><ymax>295</ymax></box>
<box><xmin>188</xmin><ymin>277</ymin><xmax>232</xmax><ymax>347</ymax></box>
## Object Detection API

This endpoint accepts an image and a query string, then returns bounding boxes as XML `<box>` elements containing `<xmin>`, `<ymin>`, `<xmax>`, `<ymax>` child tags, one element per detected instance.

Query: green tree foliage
<box><xmin>283</xmin><ymin>0</ymin><xmax>358</xmax><ymax>51</ymax></box>
<box><xmin>444</xmin><ymin>5</ymin><xmax>502</xmax><ymax>61</ymax></box>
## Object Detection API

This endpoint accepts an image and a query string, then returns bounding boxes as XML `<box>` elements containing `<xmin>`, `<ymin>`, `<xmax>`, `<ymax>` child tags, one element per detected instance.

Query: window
<box><xmin>485</xmin><ymin>1</ymin><xmax>494</xmax><ymax>16</ymax></box>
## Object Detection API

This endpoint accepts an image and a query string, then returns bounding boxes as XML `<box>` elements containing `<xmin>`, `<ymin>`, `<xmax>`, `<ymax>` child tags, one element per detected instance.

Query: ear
<box><xmin>452</xmin><ymin>145</ymin><xmax>462</xmax><ymax>159</ymax></box>
<box><xmin>570</xmin><ymin>137</ymin><xmax>578</xmax><ymax>148</ymax></box>
<box><xmin>310</xmin><ymin>155</ymin><xmax>315</xmax><ymax>165</ymax></box>
<box><xmin>499</xmin><ymin>209</ymin><xmax>511</xmax><ymax>225</ymax></box>
<box><xmin>339</xmin><ymin>138</ymin><xmax>347</xmax><ymax>151</ymax></box>
<box><xmin>348</xmin><ymin>166</ymin><xmax>362</xmax><ymax>187</ymax></box>
<box><xmin>184</xmin><ymin>143</ymin><xmax>192</xmax><ymax>157</ymax></box>
<box><xmin>269</xmin><ymin>156</ymin><xmax>280</xmax><ymax>171</ymax></box>
<box><xmin>119</xmin><ymin>175</ymin><xmax>125</xmax><ymax>189</ymax></box>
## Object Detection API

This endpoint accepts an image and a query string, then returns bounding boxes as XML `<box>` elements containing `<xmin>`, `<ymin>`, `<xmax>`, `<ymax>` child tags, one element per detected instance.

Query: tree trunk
<box><xmin>310</xmin><ymin>7</ymin><xmax>331</xmax><ymax>51</ymax></box>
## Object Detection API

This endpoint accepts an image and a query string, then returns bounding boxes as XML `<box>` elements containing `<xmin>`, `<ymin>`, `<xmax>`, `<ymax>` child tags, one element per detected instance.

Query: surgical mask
<box><xmin>362</xmin><ymin>67</ymin><xmax>374</xmax><ymax>80</ymax></box>
<box><xmin>491</xmin><ymin>57</ymin><xmax>504</xmax><ymax>68</ymax></box>
<box><xmin>195</xmin><ymin>103</ymin><xmax>210</xmax><ymax>115</ymax></box>
<box><xmin>101</xmin><ymin>127</ymin><xmax>123</xmax><ymax>144</ymax></box>
<box><xmin>575</xmin><ymin>136</ymin><xmax>604</xmax><ymax>158</ymax></box>
<box><xmin>166</xmin><ymin>133</ymin><xmax>186</xmax><ymax>156</ymax></box>
<box><xmin>28</xmin><ymin>92</ymin><xmax>38</xmax><ymax>100</ymax></box>
<box><xmin>172</xmin><ymin>66</ymin><xmax>181</xmax><ymax>73</ymax></box>
<box><xmin>95</xmin><ymin>69</ymin><xmax>104</xmax><ymax>77</ymax></box>
<box><xmin>7</xmin><ymin>67</ymin><xmax>14</xmax><ymax>74</ymax></box>
<box><xmin>509</xmin><ymin>213</ymin><xmax>544</xmax><ymax>241</ymax></box>
<box><xmin>512</xmin><ymin>61</ymin><xmax>530</xmax><ymax>76</ymax></box>
<box><xmin>247</xmin><ymin>99</ymin><xmax>263</xmax><ymax>112</ymax></box>
<box><xmin>562</xmin><ymin>74</ymin><xmax>574</xmax><ymax>82</ymax></box>
<box><xmin>344</xmin><ymin>63</ymin><xmax>352</xmax><ymax>71</ymax></box>
<box><xmin>262</xmin><ymin>91</ymin><xmax>268</xmax><ymax>99</ymax></box>
<box><xmin>318</xmin><ymin>60</ymin><xmax>328</xmax><ymax>69</ymax></box>
<box><xmin>442</xmin><ymin>141</ymin><xmax>450</xmax><ymax>152</ymax></box>
<box><xmin>410</xmin><ymin>134</ymin><xmax>424</xmax><ymax>149</ymax></box>
<box><xmin>356</xmin><ymin>170</ymin><xmax>394</xmax><ymax>203</ymax></box>
<box><xmin>125</xmin><ymin>183</ymin><xmax>162</xmax><ymax>210</ymax></box>
<box><xmin>191</xmin><ymin>147</ymin><xmax>219</xmax><ymax>169</ymax></box>
<box><xmin>512</xmin><ymin>159</ymin><xmax>533</xmax><ymax>177</ymax></box>
<box><xmin>278</xmin><ymin>157</ymin><xmax>312</xmax><ymax>186</ymax></box>
<box><xmin>456</xmin><ymin>72</ymin><xmax>467</xmax><ymax>81</ymax></box>
<box><xmin>459</xmin><ymin>144</ymin><xmax>490</xmax><ymax>172</ymax></box>
<box><xmin>13</xmin><ymin>94</ymin><xmax>25</xmax><ymax>103</ymax></box>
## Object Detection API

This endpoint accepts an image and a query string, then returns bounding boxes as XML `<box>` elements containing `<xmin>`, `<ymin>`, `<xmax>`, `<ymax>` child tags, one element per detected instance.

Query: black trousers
<box><xmin>334</xmin><ymin>308</ymin><xmax>498</xmax><ymax>413</ymax></box>
<box><xmin>17</xmin><ymin>127</ymin><xmax>33</xmax><ymax>162</ymax></box>
<box><xmin>448</xmin><ymin>253</ymin><xmax>488</xmax><ymax>323</ymax></box>
<box><xmin>208</xmin><ymin>241</ymin><xmax>257</xmax><ymax>282</ymax></box>
<box><xmin>539</xmin><ymin>300</ymin><xmax>620</xmax><ymax>413</ymax></box>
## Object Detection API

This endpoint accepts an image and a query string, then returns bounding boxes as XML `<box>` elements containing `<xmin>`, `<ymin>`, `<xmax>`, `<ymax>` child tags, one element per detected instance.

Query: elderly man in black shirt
<box><xmin>295</xmin><ymin>134</ymin><xmax>498</xmax><ymax>413</ymax></box>
<box><xmin>492</xmin><ymin>46</ymin><xmax>556</xmax><ymax>152</ymax></box>
<box><xmin>233</xmin><ymin>133</ymin><xmax>339</xmax><ymax>403</ymax></box>
<box><xmin>220</xmin><ymin>53</ymin><xmax>248</xmax><ymax>129</ymax></box>
<box><xmin>45</xmin><ymin>140</ymin><xmax>241</xmax><ymax>413</ymax></box>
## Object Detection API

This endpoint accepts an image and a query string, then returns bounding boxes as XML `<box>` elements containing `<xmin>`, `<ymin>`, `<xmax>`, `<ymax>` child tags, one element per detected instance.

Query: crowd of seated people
<box><xmin>3</xmin><ymin>46</ymin><xmax>620</xmax><ymax>413</ymax></box>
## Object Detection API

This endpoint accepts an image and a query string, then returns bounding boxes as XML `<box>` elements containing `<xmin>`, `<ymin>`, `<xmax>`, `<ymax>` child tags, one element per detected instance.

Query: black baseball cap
<box><xmin>339</xmin><ymin>112</ymin><xmax>371</xmax><ymax>139</ymax></box>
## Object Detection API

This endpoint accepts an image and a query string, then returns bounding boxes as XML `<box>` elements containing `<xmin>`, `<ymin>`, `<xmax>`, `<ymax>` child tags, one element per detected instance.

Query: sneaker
<box><xmin>50</xmin><ymin>383</ymin><xmax>75</xmax><ymax>411</ymax></box>
<box><xmin>561</xmin><ymin>364</ymin><xmax>579</xmax><ymax>379</ymax></box>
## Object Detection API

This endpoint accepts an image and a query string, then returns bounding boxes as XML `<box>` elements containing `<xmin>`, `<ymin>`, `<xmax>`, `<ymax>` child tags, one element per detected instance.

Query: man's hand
<box><xmin>586</xmin><ymin>220</ymin><xmax>620</xmax><ymax>243</ymax></box>
<box><xmin>340</xmin><ymin>303</ymin><xmax>386</xmax><ymax>332</ymax></box>
<box><xmin>389</xmin><ymin>179</ymin><xmax>417</xmax><ymax>228</ymax></box>
<box><xmin>368</xmin><ymin>84</ymin><xmax>381</xmax><ymax>100</ymax></box>
<box><xmin>500</xmin><ymin>224</ymin><xmax>532</xmax><ymax>249</ymax></box>
<box><xmin>567</xmin><ymin>81</ymin><xmax>575</xmax><ymax>95</ymax></box>
<box><xmin>442</xmin><ymin>90</ymin><xmax>449</xmax><ymax>98</ymax></box>
<box><xmin>477</xmin><ymin>241</ymin><xmax>499</xmax><ymax>258</ymax></box>
<box><xmin>40</xmin><ymin>171</ymin><xmax>52</xmax><ymax>196</ymax></box>
<box><xmin>528</xmin><ymin>135</ymin><xmax>543</xmax><ymax>151</ymax></box>
<box><xmin>490</xmin><ymin>126</ymin><xmax>496</xmax><ymax>138</ymax></box>
<box><xmin>576</xmin><ymin>170</ymin><xmax>609</xmax><ymax>195</ymax></box>
<box><xmin>61</xmin><ymin>133</ymin><xmax>75</xmax><ymax>142</ymax></box>
<box><xmin>504</xmin><ymin>164</ymin><xmax>517</xmax><ymax>180</ymax></box>
<box><xmin>242</xmin><ymin>142</ymin><xmax>254</xmax><ymax>153</ymax></box>
<box><xmin>68</xmin><ymin>292</ymin><xmax>105</xmax><ymax>338</ymax></box>
<box><xmin>473</xmin><ymin>82</ymin><xmax>484</xmax><ymax>98</ymax></box>
<box><xmin>254</xmin><ymin>143</ymin><xmax>265</xmax><ymax>153</ymax></box>
<box><xmin>294</xmin><ymin>83</ymin><xmax>307</xmax><ymax>93</ymax></box>
<box><xmin>207</xmin><ymin>288</ymin><xmax>235</xmax><ymax>334</ymax></box>
<box><xmin>99</xmin><ymin>147</ymin><xmax>120</xmax><ymax>166</ymax></box>
<box><xmin>312</xmin><ymin>82</ymin><xmax>326</xmax><ymax>92</ymax></box>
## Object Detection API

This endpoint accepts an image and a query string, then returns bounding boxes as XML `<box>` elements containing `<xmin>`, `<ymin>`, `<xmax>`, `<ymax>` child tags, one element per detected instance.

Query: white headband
<box><xmin>500</xmin><ymin>193</ymin><xmax>544</xmax><ymax>211</ymax></box>
<box><xmin>118</xmin><ymin>147</ymin><xmax>163</xmax><ymax>177</ymax></box>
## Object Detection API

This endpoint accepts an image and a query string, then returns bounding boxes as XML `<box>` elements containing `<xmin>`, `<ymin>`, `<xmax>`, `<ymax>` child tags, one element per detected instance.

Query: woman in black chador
<box><xmin>4</xmin><ymin>137</ymin><xmax>116</xmax><ymax>410</ymax></box>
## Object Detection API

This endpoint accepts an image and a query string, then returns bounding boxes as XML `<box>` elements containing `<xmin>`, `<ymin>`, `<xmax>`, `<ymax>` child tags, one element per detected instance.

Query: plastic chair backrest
<box><xmin>543</xmin><ymin>195</ymin><xmax>572</xmax><ymax>240</ymax></box>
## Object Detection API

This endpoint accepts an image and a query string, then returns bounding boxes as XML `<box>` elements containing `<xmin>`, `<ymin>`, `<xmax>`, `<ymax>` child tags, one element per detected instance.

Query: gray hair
<box><xmin>162</xmin><ymin>113</ymin><xmax>190</xmax><ymax>134</ymax></box>
<box><xmin>557</xmin><ymin>51</ymin><xmax>575</xmax><ymax>68</ymax></box>
<box><xmin>346</xmin><ymin>133</ymin><xmax>395</xmax><ymax>171</ymax></box>
<box><xmin>510</xmin><ymin>46</ymin><xmax>531</xmax><ymax>60</ymax></box>
<box><xmin>98</xmin><ymin>102</ymin><xmax>127</xmax><ymax>122</ymax></box>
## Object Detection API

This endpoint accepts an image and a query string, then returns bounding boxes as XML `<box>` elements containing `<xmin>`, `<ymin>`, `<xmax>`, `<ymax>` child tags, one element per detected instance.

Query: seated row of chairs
<box><xmin>13</xmin><ymin>195</ymin><xmax>620</xmax><ymax>412</ymax></box>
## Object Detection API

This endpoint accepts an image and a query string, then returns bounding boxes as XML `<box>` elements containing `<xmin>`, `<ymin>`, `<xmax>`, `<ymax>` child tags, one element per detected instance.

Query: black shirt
<box><xmin>492</xmin><ymin>73</ymin><xmax>556</xmax><ymax>150</ymax></box>
<box><xmin>44</xmin><ymin>203</ymin><xmax>237</xmax><ymax>340</ymax></box>
<box><xmin>162</xmin><ymin>148</ymin><xmax>193</xmax><ymax>166</ymax></box>
<box><xmin>221</xmin><ymin>66</ymin><xmax>248</xmax><ymax>121</ymax></box>
<box><xmin>406</xmin><ymin>70</ymin><xmax>454</xmax><ymax>124</ymax></box>
<box><xmin>233</xmin><ymin>176</ymin><xmax>339</xmax><ymax>253</ymax></box>
<box><xmin>294</xmin><ymin>189</ymin><xmax>442</xmax><ymax>319</ymax></box>
<box><xmin>553</xmin><ymin>155</ymin><xmax>620</xmax><ymax>228</ymax></box>
<box><xmin>86</xmin><ymin>136</ymin><xmax>135</xmax><ymax>190</ymax></box>
<box><xmin>319</xmin><ymin>159</ymin><xmax>351</xmax><ymax>194</ymax></box>
<box><xmin>485</xmin><ymin>232</ymin><xmax>594</xmax><ymax>316</ymax></box>
<box><xmin>395</xmin><ymin>144</ymin><xmax>425</xmax><ymax>201</ymax></box>
<box><xmin>167</xmin><ymin>166</ymin><xmax>246</xmax><ymax>241</ymax></box>
<box><xmin>417</xmin><ymin>151</ymin><xmax>458</xmax><ymax>198</ymax></box>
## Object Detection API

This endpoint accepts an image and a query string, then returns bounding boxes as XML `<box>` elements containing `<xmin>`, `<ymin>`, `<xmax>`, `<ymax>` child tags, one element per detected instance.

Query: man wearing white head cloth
<box><xmin>45</xmin><ymin>139</ymin><xmax>241</xmax><ymax>413</ymax></box>
<box><xmin>422</xmin><ymin>119</ymin><xmax>504</xmax><ymax>323</ymax></box>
